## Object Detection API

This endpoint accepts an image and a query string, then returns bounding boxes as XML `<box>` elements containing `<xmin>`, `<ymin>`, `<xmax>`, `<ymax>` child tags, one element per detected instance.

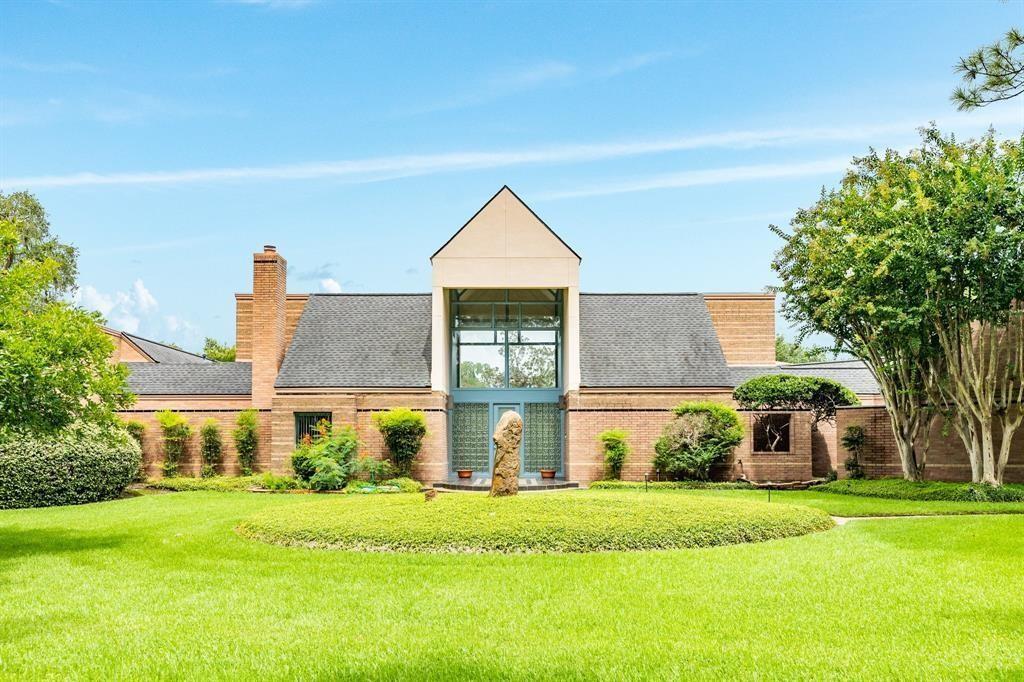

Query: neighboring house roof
<box><xmin>579</xmin><ymin>293</ymin><xmax>732</xmax><ymax>388</ymax></box>
<box><xmin>123</xmin><ymin>333</ymin><xmax>211</xmax><ymax>364</ymax></box>
<box><xmin>730</xmin><ymin>360</ymin><xmax>880</xmax><ymax>395</ymax></box>
<box><xmin>125</xmin><ymin>362</ymin><xmax>251</xmax><ymax>395</ymax></box>
<box><xmin>275</xmin><ymin>294</ymin><xmax>432</xmax><ymax>388</ymax></box>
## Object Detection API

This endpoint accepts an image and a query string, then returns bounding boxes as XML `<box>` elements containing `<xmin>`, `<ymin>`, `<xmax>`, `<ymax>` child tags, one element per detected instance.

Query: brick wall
<box><xmin>564</xmin><ymin>390</ymin><xmax>813</xmax><ymax>484</ymax></box>
<box><xmin>235</xmin><ymin>293</ymin><xmax>308</xmax><ymax>362</ymax></box>
<box><xmin>118</xmin><ymin>397</ymin><xmax>271</xmax><ymax>477</ymax></box>
<box><xmin>271</xmin><ymin>391</ymin><xmax>449</xmax><ymax>482</ymax></box>
<box><xmin>836</xmin><ymin>406</ymin><xmax>1024</xmax><ymax>483</ymax></box>
<box><xmin>704</xmin><ymin>294</ymin><xmax>776</xmax><ymax>365</ymax></box>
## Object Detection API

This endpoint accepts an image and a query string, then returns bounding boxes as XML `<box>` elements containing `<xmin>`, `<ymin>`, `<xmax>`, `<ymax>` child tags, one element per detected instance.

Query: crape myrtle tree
<box><xmin>0</xmin><ymin>195</ymin><xmax>133</xmax><ymax>433</ymax></box>
<box><xmin>773</xmin><ymin>127</ymin><xmax>1024</xmax><ymax>484</ymax></box>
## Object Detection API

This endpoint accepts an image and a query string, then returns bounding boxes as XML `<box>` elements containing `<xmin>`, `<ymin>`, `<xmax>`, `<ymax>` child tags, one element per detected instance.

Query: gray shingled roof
<box><xmin>579</xmin><ymin>293</ymin><xmax>732</xmax><ymax>388</ymax></box>
<box><xmin>125</xmin><ymin>362</ymin><xmax>251</xmax><ymax>395</ymax></box>
<box><xmin>124</xmin><ymin>333</ymin><xmax>211</xmax><ymax>364</ymax></box>
<box><xmin>276</xmin><ymin>294</ymin><xmax>432</xmax><ymax>388</ymax></box>
<box><xmin>730</xmin><ymin>360</ymin><xmax>880</xmax><ymax>395</ymax></box>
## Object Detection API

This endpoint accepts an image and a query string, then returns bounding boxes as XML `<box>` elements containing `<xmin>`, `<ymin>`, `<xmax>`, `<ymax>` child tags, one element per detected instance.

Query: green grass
<box><xmin>237</xmin><ymin>491</ymin><xmax>833</xmax><ymax>553</ymax></box>
<box><xmin>2</xmin><ymin>492</ymin><xmax>1024</xmax><ymax>679</ymax></box>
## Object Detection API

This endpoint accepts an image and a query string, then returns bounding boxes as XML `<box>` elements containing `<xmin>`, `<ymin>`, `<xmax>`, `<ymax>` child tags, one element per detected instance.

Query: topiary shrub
<box><xmin>653</xmin><ymin>401</ymin><xmax>743</xmax><ymax>480</ymax></box>
<box><xmin>597</xmin><ymin>428</ymin><xmax>630</xmax><ymax>480</ymax></box>
<box><xmin>233</xmin><ymin>409</ymin><xmax>260</xmax><ymax>475</ymax></box>
<box><xmin>155</xmin><ymin>410</ymin><xmax>191</xmax><ymax>478</ymax></box>
<box><xmin>733</xmin><ymin>374</ymin><xmax>859</xmax><ymax>425</ymax></box>
<box><xmin>290</xmin><ymin>422</ymin><xmax>361</xmax><ymax>491</ymax></box>
<box><xmin>371</xmin><ymin>408</ymin><xmax>428</xmax><ymax>477</ymax></box>
<box><xmin>0</xmin><ymin>423</ymin><xmax>141</xmax><ymax>509</ymax></box>
<box><xmin>199</xmin><ymin>419</ymin><xmax>223</xmax><ymax>478</ymax></box>
<box><xmin>840</xmin><ymin>425</ymin><xmax>867</xmax><ymax>479</ymax></box>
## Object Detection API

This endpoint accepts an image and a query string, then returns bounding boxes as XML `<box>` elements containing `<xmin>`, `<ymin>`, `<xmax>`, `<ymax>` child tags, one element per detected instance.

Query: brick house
<box><xmin>119</xmin><ymin>186</ymin><xmax>893</xmax><ymax>485</ymax></box>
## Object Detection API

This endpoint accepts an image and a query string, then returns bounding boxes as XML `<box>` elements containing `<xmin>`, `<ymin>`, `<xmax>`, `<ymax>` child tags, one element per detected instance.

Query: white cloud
<box><xmin>0</xmin><ymin>57</ymin><xmax>98</xmax><ymax>74</ymax></box>
<box><xmin>539</xmin><ymin>157</ymin><xmax>852</xmax><ymax>199</ymax></box>
<box><xmin>319</xmin><ymin>278</ymin><xmax>342</xmax><ymax>293</ymax></box>
<box><xmin>76</xmin><ymin>279</ymin><xmax>160</xmax><ymax>334</ymax></box>
<box><xmin>599</xmin><ymin>51</ymin><xmax>674</xmax><ymax>78</ymax></box>
<box><xmin>4</xmin><ymin>108</ymin><xmax>1019</xmax><ymax>190</ymax></box>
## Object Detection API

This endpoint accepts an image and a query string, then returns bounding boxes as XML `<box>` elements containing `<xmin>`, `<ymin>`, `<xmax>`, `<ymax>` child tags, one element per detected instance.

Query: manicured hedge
<box><xmin>147</xmin><ymin>475</ymin><xmax>266</xmax><ymax>492</ymax></box>
<box><xmin>588</xmin><ymin>480</ymin><xmax>754</xmax><ymax>490</ymax></box>
<box><xmin>817</xmin><ymin>478</ymin><xmax>1024</xmax><ymax>502</ymax></box>
<box><xmin>0</xmin><ymin>425</ymin><xmax>141</xmax><ymax>509</ymax></box>
<box><xmin>237</xmin><ymin>491</ymin><xmax>834</xmax><ymax>553</ymax></box>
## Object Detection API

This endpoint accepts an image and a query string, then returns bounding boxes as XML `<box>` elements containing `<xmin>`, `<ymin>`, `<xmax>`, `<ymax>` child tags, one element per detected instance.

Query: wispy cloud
<box><xmin>538</xmin><ymin>157</ymin><xmax>851</xmax><ymax>199</ymax></box>
<box><xmin>81</xmin><ymin>235</ymin><xmax>221</xmax><ymax>256</ymax></box>
<box><xmin>319</xmin><ymin>278</ymin><xmax>342</xmax><ymax>293</ymax></box>
<box><xmin>219</xmin><ymin>0</ymin><xmax>317</xmax><ymax>8</ymax></box>
<box><xmin>5</xmin><ymin>109</ymin><xmax>1018</xmax><ymax>190</ymax></box>
<box><xmin>598</xmin><ymin>51</ymin><xmax>674</xmax><ymax>78</ymax></box>
<box><xmin>0</xmin><ymin>57</ymin><xmax>98</xmax><ymax>74</ymax></box>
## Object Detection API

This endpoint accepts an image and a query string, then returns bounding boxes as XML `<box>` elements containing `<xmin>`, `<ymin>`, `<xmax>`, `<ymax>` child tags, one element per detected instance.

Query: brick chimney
<box><xmin>251</xmin><ymin>245</ymin><xmax>287</xmax><ymax>408</ymax></box>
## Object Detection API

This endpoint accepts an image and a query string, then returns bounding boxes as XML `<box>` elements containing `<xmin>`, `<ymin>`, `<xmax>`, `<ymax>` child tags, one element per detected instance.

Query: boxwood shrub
<box><xmin>589</xmin><ymin>480</ymin><xmax>754</xmax><ymax>491</ymax></box>
<box><xmin>0</xmin><ymin>424</ymin><xmax>141</xmax><ymax>509</ymax></box>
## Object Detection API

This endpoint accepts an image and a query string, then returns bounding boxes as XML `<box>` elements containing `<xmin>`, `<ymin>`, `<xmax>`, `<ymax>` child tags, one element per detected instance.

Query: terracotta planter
<box><xmin>539</xmin><ymin>468</ymin><xmax>557</xmax><ymax>479</ymax></box>
<box><xmin>457</xmin><ymin>469</ymin><xmax>473</xmax><ymax>479</ymax></box>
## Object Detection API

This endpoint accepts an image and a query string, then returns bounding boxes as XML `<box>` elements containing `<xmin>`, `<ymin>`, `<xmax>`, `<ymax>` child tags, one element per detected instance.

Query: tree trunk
<box><xmin>979</xmin><ymin>420</ymin><xmax>998</xmax><ymax>486</ymax></box>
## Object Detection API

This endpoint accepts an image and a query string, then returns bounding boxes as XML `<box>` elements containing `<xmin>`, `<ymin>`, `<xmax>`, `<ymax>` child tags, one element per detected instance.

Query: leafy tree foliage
<box><xmin>0</xmin><ymin>191</ymin><xmax>77</xmax><ymax>297</ymax></box>
<box><xmin>773</xmin><ymin>127</ymin><xmax>1023</xmax><ymax>483</ymax></box>
<box><xmin>775</xmin><ymin>335</ymin><xmax>829</xmax><ymax>364</ymax></box>
<box><xmin>653</xmin><ymin>402</ymin><xmax>743</xmax><ymax>480</ymax></box>
<box><xmin>952</xmin><ymin>28</ymin><xmax>1024</xmax><ymax>110</ymax></box>
<box><xmin>0</xmin><ymin>209</ymin><xmax>132</xmax><ymax>433</ymax></box>
<box><xmin>203</xmin><ymin>337</ymin><xmax>236</xmax><ymax>362</ymax></box>
<box><xmin>732</xmin><ymin>374</ymin><xmax>859</xmax><ymax>426</ymax></box>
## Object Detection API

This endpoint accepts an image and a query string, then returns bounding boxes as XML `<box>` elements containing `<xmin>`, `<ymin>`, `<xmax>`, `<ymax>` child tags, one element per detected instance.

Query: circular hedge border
<box><xmin>0</xmin><ymin>424</ymin><xmax>141</xmax><ymax>509</ymax></box>
<box><xmin>237</xmin><ymin>491</ymin><xmax>834</xmax><ymax>553</ymax></box>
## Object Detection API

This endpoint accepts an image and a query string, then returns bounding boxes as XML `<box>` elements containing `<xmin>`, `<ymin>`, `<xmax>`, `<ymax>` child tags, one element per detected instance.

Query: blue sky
<box><xmin>1</xmin><ymin>0</ymin><xmax>1022</xmax><ymax>352</ymax></box>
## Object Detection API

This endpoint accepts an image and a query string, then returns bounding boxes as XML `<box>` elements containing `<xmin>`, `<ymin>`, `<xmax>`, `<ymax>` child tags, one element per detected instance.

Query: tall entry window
<box><xmin>452</xmin><ymin>289</ymin><xmax>561</xmax><ymax>389</ymax></box>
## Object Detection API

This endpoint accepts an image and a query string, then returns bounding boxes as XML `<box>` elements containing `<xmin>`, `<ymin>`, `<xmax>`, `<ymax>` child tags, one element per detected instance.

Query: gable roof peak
<box><xmin>431</xmin><ymin>185</ymin><xmax>581</xmax><ymax>262</ymax></box>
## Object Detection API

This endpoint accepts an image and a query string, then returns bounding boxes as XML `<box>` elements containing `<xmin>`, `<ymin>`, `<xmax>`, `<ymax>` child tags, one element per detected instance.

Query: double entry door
<box><xmin>450</xmin><ymin>400</ymin><xmax>562</xmax><ymax>476</ymax></box>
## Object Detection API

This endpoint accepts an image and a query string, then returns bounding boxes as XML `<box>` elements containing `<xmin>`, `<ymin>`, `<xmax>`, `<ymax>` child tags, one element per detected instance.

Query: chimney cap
<box><xmin>263</xmin><ymin>244</ymin><xmax>277</xmax><ymax>253</ymax></box>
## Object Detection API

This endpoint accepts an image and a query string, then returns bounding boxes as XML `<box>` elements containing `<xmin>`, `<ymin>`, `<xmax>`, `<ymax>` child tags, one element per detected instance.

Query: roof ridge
<box><xmin>124</xmin><ymin>332</ymin><xmax>208</xmax><ymax>361</ymax></box>
<box><xmin>309</xmin><ymin>292</ymin><xmax>430</xmax><ymax>297</ymax></box>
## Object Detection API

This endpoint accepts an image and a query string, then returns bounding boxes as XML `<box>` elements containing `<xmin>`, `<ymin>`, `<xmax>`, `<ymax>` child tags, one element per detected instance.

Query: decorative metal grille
<box><xmin>524</xmin><ymin>403</ymin><xmax>562</xmax><ymax>471</ymax></box>
<box><xmin>451</xmin><ymin>403</ymin><xmax>490</xmax><ymax>470</ymax></box>
<box><xmin>295</xmin><ymin>412</ymin><xmax>331</xmax><ymax>444</ymax></box>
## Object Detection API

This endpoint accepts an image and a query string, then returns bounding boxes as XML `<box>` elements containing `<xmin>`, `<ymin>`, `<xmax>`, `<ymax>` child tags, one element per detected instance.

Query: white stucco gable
<box><xmin>429</xmin><ymin>186</ymin><xmax>582</xmax><ymax>394</ymax></box>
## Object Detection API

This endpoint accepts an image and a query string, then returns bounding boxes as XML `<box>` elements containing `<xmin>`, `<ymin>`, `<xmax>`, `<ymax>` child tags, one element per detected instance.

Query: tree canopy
<box><xmin>203</xmin><ymin>337</ymin><xmax>236</xmax><ymax>362</ymax></box>
<box><xmin>733</xmin><ymin>374</ymin><xmax>859</xmax><ymax>426</ymax></box>
<box><xmin>775</xmin><ymin>335</ymin><xmax>829</xmax><ymax>364</ymax></box>
<box><xmin>0</xmin><ymin>191</ymin><xmax>78</xmax><ymax>297</ymax></box>
<box><xmin>0</xmin><ymin>197</ymin><xmax>132</xmax><ymax>433</ymax></box>
<box><xmin>773</xmin><ymin>127</ymin><xmax>1024</xmax><ymax>483</ymax></box>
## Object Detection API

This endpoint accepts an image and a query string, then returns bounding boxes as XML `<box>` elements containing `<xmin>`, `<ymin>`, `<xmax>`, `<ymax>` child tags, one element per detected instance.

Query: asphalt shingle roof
<box><xmin>124</xmin><ymin>333</ymin><xmax>211</xmax><ymax>364</ymax></box>
<box><xmin>579</xmin><ymin>293</ymin><xmax>732</xmax><ymax>388</ymax></box>
<box><xmin>729</xmin><ymin>360</ymin><xmax>880</xmax><ymax>395</ymax></box>
<box><xmin>125</xmin><ymin>362</ymin><xmax>251</xmax><ymax>395</ymax></box>
<box><xmin>276</xmin><ymin>294</ymin><xmax>432</xmax><ymax>388</ymax></box>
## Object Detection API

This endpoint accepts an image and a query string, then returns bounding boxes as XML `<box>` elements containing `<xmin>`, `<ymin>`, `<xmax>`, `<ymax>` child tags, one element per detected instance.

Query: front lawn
<box><xmin>2</xmin><ymin>492</ymin><xmax>1023</xmax><ymax>679</ymax></box>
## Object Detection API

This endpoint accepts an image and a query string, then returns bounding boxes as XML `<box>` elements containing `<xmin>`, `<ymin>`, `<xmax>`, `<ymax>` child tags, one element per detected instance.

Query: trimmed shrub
<box><xmin>237</xmin><ymin>491</ymin><xmax>834</xmax><ymax>553</ymax></box>
<box><xmin>817</xmin><ymin>478</ymin><xmax>1024</xmax><ymax>502</ymax></box>
<box><xmin>588</xmin><ymin>480</ymin><xmax>754</xmax><ymax>490</ymax></box>
<box><xmin>653</xmin><ymin>402</ymin><xmax>743</xmax><ymax>480</ymax></box>
<box><xmin>290</xmin><ymin>423</ymin><xmax>360</xmax><ymax>491</ymax></box>
<box><xmin>0</xmin><ymin>424</ymin><xmax>141</xmax><ymax>509</ymax></box>
<box><xmin>597</xmin><ymin>428</ymin><xmax>630</xmax><ymax>480</ymax></box>
<box><xmin>234</xmin><ymin>409</ymin><xmax>260</xmax><ymax>475</ymax></box>
<box><xmin>840</xmin><ymin>425</ymin><xmax>867</xmax><ymax>479</ymax></box>
<box><xmin>371</xmin><ymin>408</ymin><xmax>428</xmax><ymax>477</ymax></box>
<box><xmin>155</xmin><ymin>410</ymin><xmax>191</xmax><ymax>478</ymax></box>
<box><xmin>732</xmin><ymin>374</ymin><xmax>859</xmax><ymax>425</ymax></box>
<box><xmin>199</xmin><ymin>419</ymin><xmax>223</xmax><ymax>478</ymax></box>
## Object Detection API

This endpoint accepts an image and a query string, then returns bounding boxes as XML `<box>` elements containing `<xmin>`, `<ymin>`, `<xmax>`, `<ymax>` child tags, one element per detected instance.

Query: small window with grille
<box><xmin>295</xmin><ymin>412</ymin><xmax>331</xmax><ymax>444</ymax></box>
<box><xmin>753</xmin><ymin>413</ymin><xmax>792</xmax><ymax>454</ymax></box>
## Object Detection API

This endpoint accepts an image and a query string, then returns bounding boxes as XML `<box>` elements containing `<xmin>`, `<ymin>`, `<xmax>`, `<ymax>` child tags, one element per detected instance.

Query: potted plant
<box><xmin>539</xmin><ymin>467</ymin><xmax>557</xmax><ymax>479</ymax></box>
<box><xmin>456</xmin><ymin>468</ymin><xmax>473</xmax><ymax>479</ymax></box>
